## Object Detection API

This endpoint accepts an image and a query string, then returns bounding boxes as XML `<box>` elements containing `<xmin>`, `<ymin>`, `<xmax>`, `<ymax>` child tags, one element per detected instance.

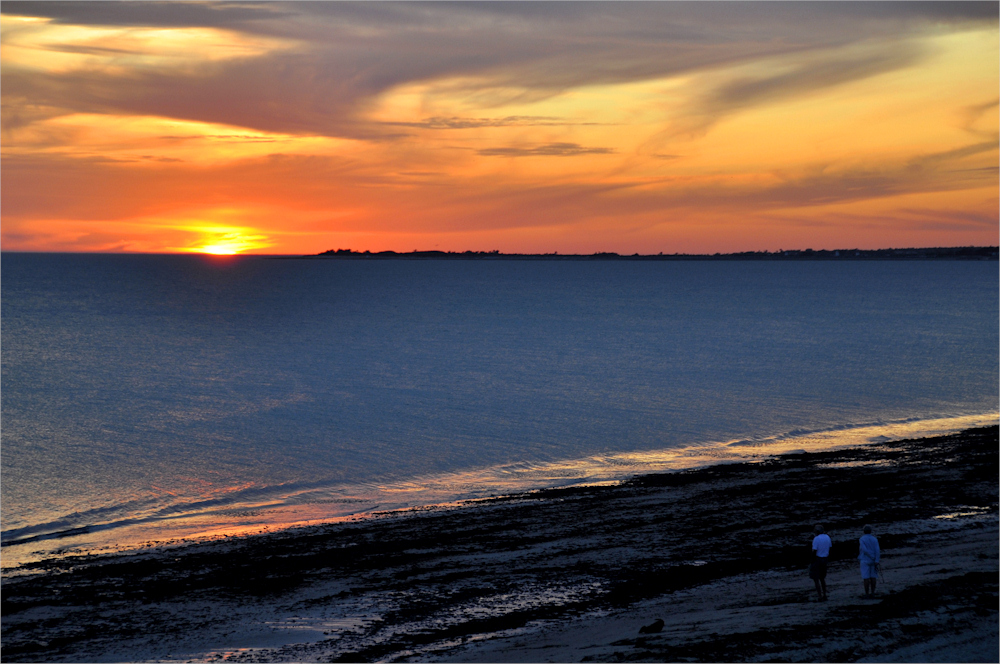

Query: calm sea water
<box><xmin>2</xmin><ymin>254</ymin><xmax>997</xmax><ymax>567</ymax></box>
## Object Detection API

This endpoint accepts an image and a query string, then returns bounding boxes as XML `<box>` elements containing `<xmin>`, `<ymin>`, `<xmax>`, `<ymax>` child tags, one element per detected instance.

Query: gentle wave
<box><xmin>4</xmin><ymin>411</ymin><xmax>995</xmax><ymax>570</ymax></box>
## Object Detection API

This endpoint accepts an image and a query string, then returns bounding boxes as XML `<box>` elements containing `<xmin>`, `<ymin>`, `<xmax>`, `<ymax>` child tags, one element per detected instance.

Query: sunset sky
<box><xmin>2</xmin><ymin>1</ymin><xmax>997</xmax><ymax>255</ymax></box>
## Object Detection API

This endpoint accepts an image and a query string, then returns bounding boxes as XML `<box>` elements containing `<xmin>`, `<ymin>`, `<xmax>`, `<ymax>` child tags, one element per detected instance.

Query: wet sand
<box><xmin>2</xmin><ymin>426</ymin><xmax>997</xmax><ymax>663</ymax></box>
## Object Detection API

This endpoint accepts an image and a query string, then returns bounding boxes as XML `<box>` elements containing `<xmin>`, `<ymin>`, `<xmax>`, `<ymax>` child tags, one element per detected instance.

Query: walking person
<box><xmin>810</xmin><ymin>524</ymin><xmax>832</xmax><ymax>600</ymax></box>
<box><xmin>858</xmin><ymin>525</ymin><xmax>881</xmax><ymax>597</ymax></box>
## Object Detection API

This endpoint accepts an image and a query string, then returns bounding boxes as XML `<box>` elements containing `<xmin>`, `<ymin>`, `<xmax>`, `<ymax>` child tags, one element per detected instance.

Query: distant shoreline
<box><xmin>294</xmin><ymin>246</ymin><xmax>999</xmax><ymax>261</ymax></box>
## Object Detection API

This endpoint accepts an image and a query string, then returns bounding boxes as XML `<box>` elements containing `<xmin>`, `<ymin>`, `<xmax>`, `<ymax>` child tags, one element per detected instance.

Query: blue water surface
<box><xmin>2</xmin><ymin>254</ymin><xmax>997</xmax><ymax>554</ymax></box>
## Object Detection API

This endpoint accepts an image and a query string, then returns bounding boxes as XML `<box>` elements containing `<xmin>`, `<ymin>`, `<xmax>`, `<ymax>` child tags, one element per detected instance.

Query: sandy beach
<box><xmin>2</xmin><ymin>426</ymin><xmax>997</xmax><ymax>663</ymax></box>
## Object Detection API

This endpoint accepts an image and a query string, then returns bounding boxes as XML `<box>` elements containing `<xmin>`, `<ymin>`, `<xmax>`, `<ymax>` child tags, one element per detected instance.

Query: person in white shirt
<box><xmin>858</xmin><ymin>525</ymin><xmax>881</xmax><ymax>597</ymax></box>
<box><xmin>810</xmin><ymin>524</ymin><xmax>832</xmax><ymax>600</ymax></box>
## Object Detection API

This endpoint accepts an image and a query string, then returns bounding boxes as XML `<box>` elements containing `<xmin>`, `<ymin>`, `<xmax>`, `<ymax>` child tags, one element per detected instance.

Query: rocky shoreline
<box><xmin>2</xmin><ymin>426</ymin><xmax>997</xmax><ymax>662</ymax></box>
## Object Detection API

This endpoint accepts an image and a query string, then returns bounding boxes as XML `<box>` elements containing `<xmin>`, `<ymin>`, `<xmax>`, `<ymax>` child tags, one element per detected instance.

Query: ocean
<box><xmin>2</xmin><ymin>254</ymin><xmax>997</xmax><ymax>569</ymax></box>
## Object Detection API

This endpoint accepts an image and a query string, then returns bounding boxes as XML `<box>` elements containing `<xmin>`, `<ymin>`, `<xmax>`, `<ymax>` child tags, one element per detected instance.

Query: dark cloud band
<box><xmin>4</xmin><ymin>2</ymin><xmax>996</xmax><ymax>139</ymax></box>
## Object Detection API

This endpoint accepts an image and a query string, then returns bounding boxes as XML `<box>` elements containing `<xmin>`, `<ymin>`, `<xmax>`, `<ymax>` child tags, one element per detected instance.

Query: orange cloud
<box><xmin>2</xmin><ymin>3</ymin><xmax>997</xmax><ymax>254</ymax></box>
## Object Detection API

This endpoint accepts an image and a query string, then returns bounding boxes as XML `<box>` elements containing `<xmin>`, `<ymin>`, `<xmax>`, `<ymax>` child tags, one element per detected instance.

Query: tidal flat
<box><xmin>2</xmin><ymin>426</ymin><xmax>997</xmax><ymax>663</ymax></box>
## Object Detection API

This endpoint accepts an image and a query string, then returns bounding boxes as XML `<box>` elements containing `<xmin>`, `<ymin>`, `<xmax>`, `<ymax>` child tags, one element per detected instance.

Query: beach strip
<box><xmin>2</xmin><ymin>426</ymin><xmax>997</xmax><ymax>663</ymax></box>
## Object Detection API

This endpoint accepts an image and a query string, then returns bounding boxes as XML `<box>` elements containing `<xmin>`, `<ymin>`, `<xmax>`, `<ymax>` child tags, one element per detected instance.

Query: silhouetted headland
<box><xmin>300</xmin><ymin>246</ymin><xmax>998</xmax><ymax>260</ymax></box>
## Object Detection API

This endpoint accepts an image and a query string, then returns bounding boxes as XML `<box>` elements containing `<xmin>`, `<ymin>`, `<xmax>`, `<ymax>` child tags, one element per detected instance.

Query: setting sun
<box><xmin>195</xmin><ymin>243</ymin><xmax>240</xmax><ymax>256</ymax></box>
<box><xmin>178</xmin><ymin>228</ymin><xmax>271</xmax><ymax>255</ymax></box>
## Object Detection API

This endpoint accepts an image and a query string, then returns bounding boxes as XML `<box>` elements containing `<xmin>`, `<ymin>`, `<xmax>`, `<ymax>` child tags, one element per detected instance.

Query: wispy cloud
<box><xmin>1</xmin><ymin>1</ymin><xmax>290</xmax><ymax>31</ymax></box>
<box><xmin>659</xmin><ymin>39</ymin><xmax>929</xmax><ymax>139</ymax></box>
<box><xmin>4</xmin><ymin>2</ymin><xmax>994</xmax><ymax>139</ymax></box>
<box><xmin>477</xmin><ymin>142</ymin><xmax>615</xmax><ymax>157</ymax></box>
<box><xmin>5</xmin><ymin>133</ymin><xmax>993</xmax><ymax>231</ymax></box>
<box><xmin>713</xmin><ymin>43</ymin><xmax>923</xmax><ymax>110</ymax></box>
<box><xmin>907</xmin><ymin>140</ymin><xmax>999</xmax><ymax>170</ymax></box>
<box><xmin>384</xmin><ymin>116</ymin><xmax>597</xmax><ymax>130</ymax></box>
<box><xmin>960</xmin><ymin>97</ymin><xmax>1000</xmax><ymax>140</ymax></box>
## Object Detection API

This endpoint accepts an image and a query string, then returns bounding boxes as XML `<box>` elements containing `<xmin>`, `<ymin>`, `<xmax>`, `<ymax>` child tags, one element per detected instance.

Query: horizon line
<box><xmin>3</xmin><ymin>246</ymin><xmax>997</xmax><ymax>259</ymax></box>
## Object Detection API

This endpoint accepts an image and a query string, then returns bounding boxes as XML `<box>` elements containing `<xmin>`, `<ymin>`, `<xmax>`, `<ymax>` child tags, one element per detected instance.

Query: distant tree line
<box><xmin>309</xmin><ymin>247</ymin><xmax>998</xmax><ymax>260</ymax></box>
